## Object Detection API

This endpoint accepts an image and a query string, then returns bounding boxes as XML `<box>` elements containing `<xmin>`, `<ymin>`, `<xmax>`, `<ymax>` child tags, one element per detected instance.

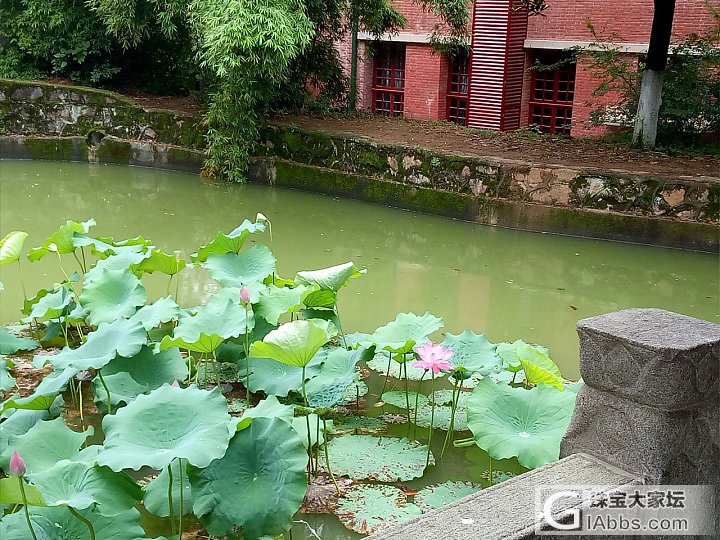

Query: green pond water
<box><xmin>0</xmin><ymin>160</ymin><xmax>718</xmax><ymax>539</ymax></box>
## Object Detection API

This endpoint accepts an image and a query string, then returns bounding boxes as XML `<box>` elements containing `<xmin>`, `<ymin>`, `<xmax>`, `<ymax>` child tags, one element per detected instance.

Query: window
<box><xmin>447</xmin><ymin>54</ymin><xmax>470</xmax><ymax>126</ymax></box>
<box><xmin>373</xmin><ymin>44</ymin><xmax>406</xmax><ymax>116</ymax></box>
<box><xmin>529</xmin><ymin>54</ymin><xmax>576</xmax><ymax>135</ymax></box>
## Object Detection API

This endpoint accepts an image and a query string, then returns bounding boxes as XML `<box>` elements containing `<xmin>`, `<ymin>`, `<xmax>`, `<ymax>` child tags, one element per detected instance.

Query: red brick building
<box><xmin>338</xmin><ymin>0</ymin><xmax>718</xmax><ymax>137</ymax></box>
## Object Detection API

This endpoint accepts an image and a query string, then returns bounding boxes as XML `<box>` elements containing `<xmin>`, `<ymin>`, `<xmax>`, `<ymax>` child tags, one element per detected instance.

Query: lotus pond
<box><xmin>0</xmin><ymin>161</ymin><xmax>717</xmax><ymax>540</ymax></box>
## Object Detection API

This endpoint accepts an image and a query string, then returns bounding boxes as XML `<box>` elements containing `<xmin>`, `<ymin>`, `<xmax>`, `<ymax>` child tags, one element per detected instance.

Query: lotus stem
<box><xmin>166</xmin><ymin>274</ymin><xmax>173</xmax><ymax>296</ymax></box>
<box><xmin>413</xmin><ymin>370</ymin><xmax>428</xmax><ymax>437</ymax></box>
<box><xmin>426</xmin><ymin>372</ymin><xmax>435</xmax><ymax>468</ymax></box>
<box><xmin>441</xmin><ymin>378</ymin><xmax>461</xmax><ymax>458</ymax></box>
<box><xmin>17</xmin><ymin>260</ymin><xmax>28</xmax><ymax>304</ymax></box>
<box><xmin>212</xmin><ymin>351</ymin><xmax>220</xmax><ymax>388</ymax></box>
<box><xmin>244</xmin><ymin>304</ymin><xmax>250</xmax><ymax>406</ymax></box>
<box><xmin>402</xmin><ymin>358</ymin><xmax>411</xmax><ymax>435</ymax></box>
<box><xmin>178</xmin><ymin>458</ymin><xmax>184</xmax><ymax>540</ymax></box>
<box><xmin>81</xmin><ymin>247</ymin><xmax>87</xmax><ymax>274</ymax></box>
<box><xmin>18</xmin><ymin>477</ymin><xmax>38</xmax><ymax>540</ymax></box>
<box><xmin>97</xmin><ymin>370</ymin><xmax>112</xmax><ymax>415</ymax></box>
<box><xmin>301</xmin><ymin>366</ymin><xmax>308</xmax><ymax>406</ymax></box>
<box><xmin>68</xmin><ymin>507</ymin><xmax>95</xmax><ymax>540</ymax></box>
<box><xmin>315</xmin><ymin>418</ymin><xmax>321</xmax><ymax>472</ymax></box>
<box><xmin>488</xmin><ymin>456</ymin><xmax>494</xmax><ymax>487</ymax></box>
<box><xmin>78</xmin><ymin>380</ymin><xmax>86</xmax><ymax>431</ymax></box>
<box><xmin>304</xmin><ymin>414</ymin><xmax>314</xmax><ymax>478</ymax></box>
<box><xmin>333</xmin><ymin>303</ymin><xmax>347</xmax><ymax>348</ymax></box>
<box><xmin>72</xmin><ymin>250</ymin><xmax>86</xmax><ymax>275</ymax></box>
<box><xmin>379</xmin><ymin>353</ymin><xmax>392</xmax><ymax>398</ymax></box>
<box><xmin>322</xmin><ymin>418</ymin><xmax>341</xmax><ymax>495</ymax></box>
<box><xmin>167</xmin><ymin>462</ymin><xmax>176</xmax><ymax>535</ymax></box>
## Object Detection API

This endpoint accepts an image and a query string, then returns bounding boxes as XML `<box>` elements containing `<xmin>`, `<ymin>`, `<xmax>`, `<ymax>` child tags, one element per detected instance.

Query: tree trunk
<box><xmin>633</xmin><ymin>0</ymin><xmax>676</xmax><ymax>148</ymax></box>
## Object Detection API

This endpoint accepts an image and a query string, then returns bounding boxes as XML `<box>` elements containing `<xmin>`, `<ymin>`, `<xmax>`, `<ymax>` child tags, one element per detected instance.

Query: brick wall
<box><xmin>404</xmin><ymin>44</ymin><xmax>448</xmax><ymax>119</ymax></box>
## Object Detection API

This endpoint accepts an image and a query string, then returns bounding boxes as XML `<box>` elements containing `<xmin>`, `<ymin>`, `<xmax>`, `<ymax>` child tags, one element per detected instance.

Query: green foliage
<box><xmin>336</xmin><ymin>484</ymin><xmax>422</xmax><ymax>535</ymax></box>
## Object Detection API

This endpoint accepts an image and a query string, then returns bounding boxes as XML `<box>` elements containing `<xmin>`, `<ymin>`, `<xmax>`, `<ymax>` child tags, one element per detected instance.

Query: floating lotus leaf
<box><xmin>341</xmin><ymin>380</ymin><xmax>368</xmax><ymax>404</ymax></box>
<box><xmin>0</xmin><ymin>357</ymin><xmax>15</xmax><ymax>391</ymax></box>
<box><xmin>414</xmin><ymin>404</ymin><xmax>468</xmax><ymax>431</ymax></box>
<box><xmin>241</xmin><ymin>395</ymin><xmax>294</xmax><ymax>423</ymax></box>
<box><xmin>323</xmin><ymin>435</ymin><xmax>432</xmax><ymax>482</ymax></box>
<box><xmin>295</xmin><ymin>261</ymin><xmax>365</xmax><ymax>292</ymax></box>
<box><xmin>27</xmin><ymin>219</ymin><xmax>95</xmax><ymax>261</ymax></box>
<box><xmin>466</xmin><ymin>378</ymin><xmax>576</xmax><ymax>469</ymax></box>
<box><xmin>331</xmin><ymin>416</ymin><xmax>386</xmax><ymax>436</ymax></box>
<box><xmin>190</xmin><ymin>417</ymin><xmax>307</xmax><ymax>539</ymax></box>
<box><xmin>0</xmin><ymin>327</ymin><xmax>39</xmax><ymax>354</ymax></box>
<box><xmin>306</xmin><ymin>346</ymin><xmax>374</xmax><ymax>408</ymax></box>
<box><xmin>22</xmin><ymin>286</ymin><xmax>74</xmax><ymax>321</ymax></box>
<box><xmin>0</xmin><ymin>231</ymin><xmax>28</xmax><ymax>265</ymax></box>
<box><xmin>29</xmin><ymin>460</ymin><xmax>142</xmax><ymax>516</ymax></box>
<box><xmin>129</xmin><ymin>296</ymin><xmax>180</xmax><ymax>330</ymax></box>
<box><xmin>336</xmin><ymin>484</ymin><xmax>421</xmax><ymax>535</ymax></box>
<box><xmin>91</xmin><ymin>346</ymin><xmax>188</xmax><ymax>408</ymax></box>
<box><xmin>414</xmin><ymin>481</ymin><xmax>480</xmax><ymax>511</ymax></box>
<box><xmin>441</xmin><ymin>330</ymin><xmax>503</xmax><ymax>375</ymax></box>
<box><xmin>367</xmin><ymin>351</ymin><xmax>445</xmax><ymax>381</ymax></box>
<box><xmin>0</xmin><ymin>417</ymin><xmax>92</xmax><ymax>474</ymax></box>
<box><xmin>249</xmin><ymin>319</ymin><xmax>332</xmax><ymax>368</ymax></box>
<box><xmin>0</xmin><ymin>477</ymin><xmax>45</xmax><ymax>506</ymax></box>
<box><xmin>143</xmin><ymin>459</ymin><xmax>193</xmax><ymax>517</ymax></box>
<box><xmin>135</xmin><ymin>249</ymin><xmax>185</xmax><ymax>275</ymax></box>
<box><xmin>255</xmin><ymin>284</ymin><xmax>309</xmax><ymax>325</ymax></box>
<box><xmin>160</xmin><ymin>298</ymin><xmax>252</xmax><ymax>353</ymax></box>
<box><xmin>80</xmin><ymin>268</ymin><xmax>147</xmax><ymax>326</ymax></box>
<box><xmin>0</xmin><ymin>506</ymin><xmax>148</xmax><ymax>540</ymax></box>
<box><xmin>98</xmin><ymin>384</ymin><xmax>232</xmax><ymax>471</ymax></box>
<box><xmin>192</xmin><ymin>219</ymin><xmax>266</xmax><ymax>263</ymax></box>
<box><xmin>201</xmin><ymin>244</ymin><xmax>276</xmax><ymax>288</ymax></box>
<box><xmin>429</xmin><ymin>389</ymin><xmax>470</xmax><ymax>407</ymax></box>
<box><xmin>380</xmin><ymin>390</ymin><xmax>428</xmax><ymax>410</ymax></box>
<box><xmin>516</xmin><ymin>344</ymin><xmax>564</xmax><ymax>390</ymax></box>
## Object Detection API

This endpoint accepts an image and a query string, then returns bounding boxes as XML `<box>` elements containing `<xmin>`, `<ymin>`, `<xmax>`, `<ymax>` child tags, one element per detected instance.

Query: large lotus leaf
<box><xmin>516</xmin><ymin>344</ymin><xmax>564</xmax><ymax>390</ymax></box>
<box><xmin>84</xmin><ymin>249</ymin><xmax>150</xmax><ymax>285</ymax></box>
<box><xmin>331</xmin><ymin>415</ymin><xmax>387</xmax><ymax>436</ymax></box>
<box><xmin>367</xmin><ymin>351</ymin><xmax>446</xmax><ymax>381</ymax></box>
<box><xmin>305</xmin><ymin>346</ymin><xmax>374</xmax><ymax>408</ymax></box>
<box><xmin>564</xmin><ymin>379</ymin><xmax>584</xmax><ymax>393</ymax></box>
<box><xmin>91</xmin><ymin>346</ymin><xmax>188</xmax><ymax>408</ymax></box>
<box><xmin>0</xmin><ymin>394</ymin><xmax>63</xmax><ymax>416</ymax></box>
<box><xmin>192</xmin><ymin>219</ymin><xmax>266</xmax><ymax>263</ymax></box>
<box><xmin>129</xmin><ymin>296</ymin><xmax>181</xmax><ymax>330</ymax></box>
<box><xmin>27</xmin><ymin>219</ymin><xmax>95</xmax><ymax>261</ymax></box>
<box><xmin>80</xmin><ymin>268</ymin><xmax>147</xmax><ymax>326</ymax></box>
<box><xmin>324</xmin><ymin>435</ymin><xmax>432</xmax><ymax>482</ymax></box>
<box><xmin>23</xmin><ymin>285</ymin><xmax>74</xmax><ymax>321</ymax></box>
<box><xmin>135</xmin><ymin>249</ymin><xmax>185</xmax><ymax>276</ymax></box>
<box><xmin>240</xmin><ymin>395</ymin><xmax>294</xmax><ymax>424</ymax></box>
<box><xmin>190</xmin><ymin>417</ymin><xmax>307</xmax><ymax>539</ymax></box>
<box><xmin>0</xmin><ymin>327</ymin><xmax>39</xmax><ymax>354</ymax></box>
<box><xmin>0</xmin><ymin>505</ymin><xmax>148</xmax><ymax>540</ymax></box>
<box><xmin>441</xmin><ymin>330</ymin><xmax>503</xmax><ymax>375</ymax></box>
<box><xmin>295</xmin><ymin>261</ymin><xmax>365</xmax><ymax>292</ymax></box>
<box><xmin>414</xmin><ymin>404</ymin><xmax>468</xmax><ymax>431</ymax></box>
<box><xmin>369</xmin><ymin>312</ymin><xmax>443</xmax><ymax>354</ymax></box>
<box><xmin>0</xmin><ymin>409</ymin><xmax>50</xmax><ymax>458</ymax></box>
<box><xmin>380</xmin><ymin>390</ymin><xmax>428</xmax><ymax>410</ymax></box>
<box><xmin>98</xmin><ymin>384</ymin><xmax>232</xmax><ymax>471</ymax></box>
<box><xmin>144</xmin><ymin>459</ymin><xmax>193</xmax><ymax>517</ymax></box>
<box><xmin>243</xmin><ymin>355</ymin><xmax>323</xmax><ymax>397</ymax></box>
<box><xmin>201</xmin><ymin>244</ymin><xmax>276</xmax><ymax>288</ymax></box>
<box><xmin>0</xmin><ymin>231</ymin><xmax>28</xmax><ymax>265</ymax></box>
<box><xmin>1</xmin><ymin>357</ymin><xmax>16</xmax><ymax>391</ymax></box>
<box><xmin>302</xmin><ymin>289</ymin><xmax>336</xmax><ymax>308</ymax></box>
<box><xmin>0</xmin><ymin>417</ymin><xmax>92</xmax><ymax>474</ymax></box>
<box><xmin>160</xmin><ymin>298</ymin><xmax>252</xmax><ymax>353</ymax></box>
<box><xmin>336</xmin><ymin>484</ymin><xmax>421</xmax><ymax>535</ymax></box>
<box><xmin>415</xmin><ymin>481</ymin><xmax>480</xmax><ymax>511</ymax></box>
<box><xmin>429</xmin><ymin>389</ymin><xmax>470</xmax><ymax>407</ymax></box>
<box><xmin>466</xmin><ymin>378</ymin><xmax>576</xmax><ymax>469</ymax></box>
<box><xmin>29</xmin><ymin>460</ymin><xmax>142</xmax><ymax>516</ymax></box>
<box><xmin>255</xmin><ymin>284</ymin><xmax>309</xmax><ymax>325</ymax></box>
<box><xmin>249</xmin><ymin>319</ymin><xmax>332</xmax><ymax>368</ymax></box>
<box><xmin>496</xmin><ymin>340</ymin><xmax>549</xmax><ymax>368</ymax></box>
<box><xmin>0</xmin><ymin>477</ymin><xmax>46</xmax><ymax>506</ymax></box>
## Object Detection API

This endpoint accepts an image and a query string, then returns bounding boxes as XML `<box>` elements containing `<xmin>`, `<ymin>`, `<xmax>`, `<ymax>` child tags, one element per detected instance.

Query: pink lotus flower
<box><xmin>239</xmin><ymin>287</ymin><xmax>251</xmax><ymax>304</ymax></box>
<box><xmin>171</xmin><ymin>380</ymin><xmax>180</xmax><ymax>388</ymax></box>
<box><xmin>9</xmin><ymin>451</ymin><xmax>26</xmax><ymax>476</ymax></box>
<box><xmin>412</xmin><ymin>342</ymin><xmax>454</xmax><ymax>374</ymax></box>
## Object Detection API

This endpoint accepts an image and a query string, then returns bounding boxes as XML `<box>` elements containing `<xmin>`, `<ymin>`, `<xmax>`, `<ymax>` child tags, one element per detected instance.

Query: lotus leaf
<box><xmin>29</xmin><ymin>460</ymin><xmax>142</xmax><ymax>516</ymax></box>
<box><xmin>564</xmin><ymin>379</ymin><xmax>584</xmax><ymax>393</ymax></box>
<box><xmin>336</xmin><ymin>484</ymin><xmax>421</xmax><ymax>535</ymax></box>
<box><xmin>305</xmin><ymin>346</ymin><xmax>373</xmax><ymax>408</ymax></box>
<box><xmin>0</xmin><ymin>506</ymin><xmax>148</xmax><ymax>540</ymax></box>
<box><xmin>0</xmin><ymin>394</ymin><xmax>63</xmax><ymax>416</ymax></box>
<box><xmin>367</xmin><ymin>351</ymin><xmax>445</xmax><ymax>381</ymax></box>
<box><xmin>0</xmin><ymin>477</ymin><xmax>45</xmax><ymax>506</ymax></box>
<box><xmin>295</xmin><ymin>261</ymin><xmax>365</xmax><ymax>292</ymax></box>
<box><xmin>190</xmin><ymin>417</ymin><xmax>307</xmax><ymax>539</ymax></box>
<box><xmin>414</xmin><ymin>481</ymin><xmax>479</xmax><ymax>511</ymax></box>
<box><xmin>27</xmin><ymin>219</ymin><xmax>95</xmax><ymax>261</ymax></box>
<box><xmin>516</xmin><ymin>344</ymin><xmax>564</xmax><ymax>390</ymax></box>
<box><xmin>143</xmin><ymin>459</ymin><xmax>193</xmax><ymax>517</ymax></box>
<box><xmin>380</xmin><ymin>390</ymin><xmax>428</xmax><ymax>410</ymax></box>
<box><xmin>192</xmin><ymin>219</ymin><xmax>266</xmax><ymax>262</ymax></box>
<box><xmin>341</xmin><ymin>379</ymin><xmax>368</xmax><ymax>404</ymax></box>
<box><xmin>331</xmin><ymin>415</ymin><xmax>386</xmax><ymax>436</ymax></box>
<box><xmin>201</xmin><ymin>244</ymin><xmax>276</xmax><ymax>288</ymax></box>
<box><xmin>0</xmin><ymin>418</ymin><xmax>92</xmax><ymax>474</ymax></box>
<box><xmin>129</xmin><ymin>296</ymin><xmax>181</xmax><ymax>330</ymax></box>
<box><xmin>98</xmin><ymin>384</ymin><xmax>232</xmax><ymax>471</ymax></box>
<box><xmin>323</xmin><ymin>435</ymin><xmax>432</xmax><ymax>481</ymax></box>
<box><xmin>255</xmin><ymin>284</ymin><xmax>309</xmax><ymax>325</ymax></box>
<box><xmin>414</xmin><ymin>404</ymin><xmax>468</xmax><ymax>431</ymax></box>
<box><xmin>80</xmin><ymin>268</ymin><xmax>147</xmax><ymax>325</ymax></box>
<box><xmin>91</xmin><ymin>346</ymin><xmax>188</xmax><ymax>408</ymax></box>
<box><xmin>441</xmin><ymin>330</ymin><xmax>503</xmax><ymax>375</ymax></box>
<box><xmin>249</xmin><ymin>319</ymin><xmax>332</xmax><ymax>368</ymax></box>
<box><xmin>0</xmin><ymin>409</ymin><xmax>50</xmax><ymax>457</ymax></box>
<box><xmin>466</xmin><ymin>378</ymin><xmax>576</xmax><ymax>468</ymax></box>
<box><xmin>496</xmin><ymin>340</ymin><xmax>549</xmax><ymax>368</ymax></box>
<box><xmin>0</xmin><ymin>231</ymin><xmax>28</xmax><ymax>265</ymax></box>
<box><xmin>22</xmin><ymin>285</ymin><xmax>74</xmax><ymax>321</ymax></box>
<box><xmin>0</xmin><ymin>357</ymin><xmax>15</xmax><ymax>391</ymax></box>
<box><xmin>429</xmin><ymin>389</ymin><xmax>470</xmax><ymax>407</ymax></box>
<box><xmin>291</xmin><ymin>414</ymin><xmax>331</xmax><ymax>449</ymax></box>
<box><xmin>240</xmin><ymin>395</ymin><xmax>294</xmax><ymax>423</ymax></box>
<box><xmin>135</xmin><ymin>249</ymin><xmax>185</xmax><ymax>275</ymax></box>
<box><xmin>0</xmin><ymin>327</ymin><xmax>39</xmax><ymax>354</ymax></box>
<box><xmin>243</xmin><ymin>356</ymin><xmax>322</xmax><ymax>397</ymax></box>
<box><xmin>84</xmin><ymin>249</ymin><xmax>150</xmax><ymax>284</ymax></box>
<box><xmin>367</xmin><ymin>311</ymin><xmax>443</xmax><ymax>354</ymax></box>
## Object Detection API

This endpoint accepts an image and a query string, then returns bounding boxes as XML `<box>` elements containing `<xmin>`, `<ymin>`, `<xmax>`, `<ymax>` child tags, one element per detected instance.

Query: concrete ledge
<box><xmin>372</xmin><ymin>453</ymin><xmax>640</xmax><ymax>540</ymax></box>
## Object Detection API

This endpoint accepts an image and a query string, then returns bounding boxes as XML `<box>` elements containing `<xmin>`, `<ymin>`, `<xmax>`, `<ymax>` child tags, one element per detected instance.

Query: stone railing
<box><xmin>373</xmin><ymin>309</ymin><xmax>720</xmax><ymax>539</ymax></box>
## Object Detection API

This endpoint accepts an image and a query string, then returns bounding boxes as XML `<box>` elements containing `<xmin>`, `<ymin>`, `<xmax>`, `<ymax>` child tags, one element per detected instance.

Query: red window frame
<box><xmin>446</xmin><ymin>54</ymin><xmax>470</xmax><ymax>126</ymax></box>
<box><xmin>372</xmin><ymin>44</ymin><xmax>405</xmax><ymax>116</ymax></box>
<box><xmin>528</xmin><ymin>60</ymin><xmax>576</xmax><ymax>135</ymax></box>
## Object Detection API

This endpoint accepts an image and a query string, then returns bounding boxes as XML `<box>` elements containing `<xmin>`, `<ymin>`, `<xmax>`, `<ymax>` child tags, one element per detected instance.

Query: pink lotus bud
<box><xmin>171</xmin><ymin>380</ymin><xmax>180</xmax><ymax>388</ymax></box>
<box><xmin>239</xmin><ymin>287</ymin><xmax>251</xmax><ymax>304</ymax></box>
<box><xmin>9</xmin><ymin>451</ymin><xmax>26</xmax><ymax>476</ymax></box>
